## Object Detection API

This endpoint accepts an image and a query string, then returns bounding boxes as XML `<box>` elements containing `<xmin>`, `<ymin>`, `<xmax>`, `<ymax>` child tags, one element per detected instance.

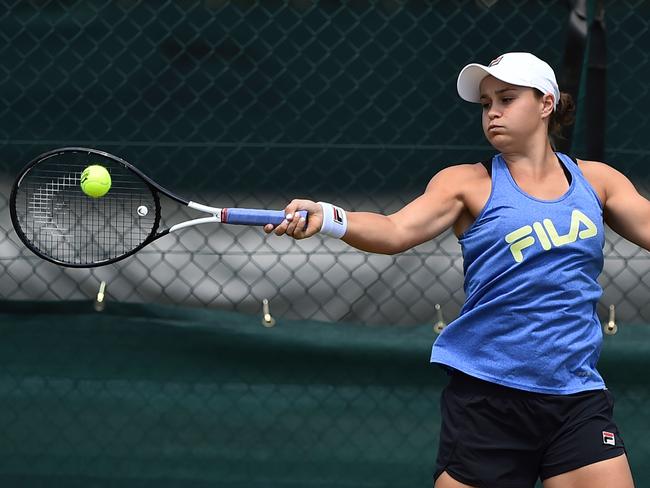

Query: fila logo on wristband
<box><xmin>318</xmin><ymin>202</ymin><xmax>348</xmax><ymax>238</ymax></box>
<box><xmin>333</xmin><ymin>207</ymin><xmax>344</xmax><ymax>224</ymax></box>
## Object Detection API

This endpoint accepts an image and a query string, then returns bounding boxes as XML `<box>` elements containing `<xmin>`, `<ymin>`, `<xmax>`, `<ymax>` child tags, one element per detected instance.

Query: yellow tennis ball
<box><xmin>80</xmin><ymin>165</ymin><xmax>111</xmax><ymax>198</ymax></box>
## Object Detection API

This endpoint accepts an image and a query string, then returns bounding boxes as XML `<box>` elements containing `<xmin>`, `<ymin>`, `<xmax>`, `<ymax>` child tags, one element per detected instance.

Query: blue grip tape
<box><xmin>224</xmin><ymin>208</ymin><xmax>308</xmax><ymax>226</ymax></box>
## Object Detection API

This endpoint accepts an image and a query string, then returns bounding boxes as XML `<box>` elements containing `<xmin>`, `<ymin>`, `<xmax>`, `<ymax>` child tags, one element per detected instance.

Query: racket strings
<box><xmin>14</xmin><ymin>154</ymin><xmax>157</xmax><ymax>265</ymax></box>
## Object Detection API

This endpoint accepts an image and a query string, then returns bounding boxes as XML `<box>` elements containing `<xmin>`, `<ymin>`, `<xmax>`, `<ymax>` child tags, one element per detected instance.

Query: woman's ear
<box><xmin>541</xmin><ymin>93</ymin><xmax>555</xmax><ymax>119</ymax></box>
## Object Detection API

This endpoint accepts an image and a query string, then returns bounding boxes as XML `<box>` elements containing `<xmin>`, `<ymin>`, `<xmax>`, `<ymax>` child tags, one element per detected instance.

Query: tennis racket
<box><xmin>10</xmin><ymin>147</ymin><xmax>306</xmax><ymax>268</ymax></box>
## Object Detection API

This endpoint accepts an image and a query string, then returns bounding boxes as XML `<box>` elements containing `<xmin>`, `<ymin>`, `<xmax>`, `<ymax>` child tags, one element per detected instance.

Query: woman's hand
<box><xmin>264</xmin><ymin>199</ymin><xmax>322</xmax><ymax>239</ymax></box>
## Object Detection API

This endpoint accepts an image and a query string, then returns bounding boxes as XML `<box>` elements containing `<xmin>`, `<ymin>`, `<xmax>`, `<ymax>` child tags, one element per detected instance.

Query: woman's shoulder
<box><xmin>424</xmin><ymin>161</ymin><xmax>492</xmax><ymax>201</ymax></box>
<box><xmin>575</xmin><ymin>158</ymin><xmax>627</xmax><ymax>204</ymax></box>
<box><xmin>575</xmin><ymin>158</ymin><xmax>610</xmax><ymax>170</ymax></box>
<box><xmin>431</xmin><ymin>161</ymin><xmax>491</xmax><ymax>183</ymax></box>
<box><xmin>576</xmin><ymin>158</ymin><xmax>623</xmax><ymax>180</ymax></box>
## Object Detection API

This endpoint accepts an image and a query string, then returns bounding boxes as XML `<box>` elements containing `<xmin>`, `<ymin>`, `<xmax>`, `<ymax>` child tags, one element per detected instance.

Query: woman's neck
<box><xmin>500</xmin><ymin>139</ymin><xmax>557</xmax><ymax>177</ymax></box>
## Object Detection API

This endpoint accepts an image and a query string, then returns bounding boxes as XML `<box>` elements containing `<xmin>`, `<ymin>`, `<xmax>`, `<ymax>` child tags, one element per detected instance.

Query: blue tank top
<box><xmin>430</xmin><ymin>153</ymin><xmax>606</xmax><ymax>394</ymax></box>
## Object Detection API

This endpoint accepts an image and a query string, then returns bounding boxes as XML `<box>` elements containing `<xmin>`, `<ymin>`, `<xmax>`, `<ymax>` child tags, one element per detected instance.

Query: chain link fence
<box><xmin>1</xmin><ymin>0</ymin><xmax>649</xmax><ymax>326</ymax></box>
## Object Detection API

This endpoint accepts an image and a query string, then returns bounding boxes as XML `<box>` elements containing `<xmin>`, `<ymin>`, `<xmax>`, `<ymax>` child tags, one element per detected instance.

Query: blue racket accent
<box><xmin>223</xmin><ymin>208</ymin><xmax>308</xmax><ymax>226</ymax></box>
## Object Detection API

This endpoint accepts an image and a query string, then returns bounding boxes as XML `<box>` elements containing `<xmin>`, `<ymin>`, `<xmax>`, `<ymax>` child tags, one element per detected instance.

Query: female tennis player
<box><xmin>265</xmin><ymin>52</ymin><xmax>639</xmax><ymax>487</ymax></box>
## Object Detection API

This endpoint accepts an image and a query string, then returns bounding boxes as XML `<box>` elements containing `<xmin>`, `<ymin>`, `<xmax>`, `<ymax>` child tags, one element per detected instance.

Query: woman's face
<box><xmin>479</xmin><ymin>75</ymin><xmax>550</xmax><ymax>151</ymax></box>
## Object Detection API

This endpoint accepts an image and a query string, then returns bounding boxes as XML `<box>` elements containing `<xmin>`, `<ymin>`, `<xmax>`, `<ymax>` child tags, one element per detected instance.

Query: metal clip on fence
<box><xmin>603</xmin><ymin>304</ymin><xmax>617</xmax><ymax>335</ymax></box>
<box><xmin>94</xmin><ymin>281</ymin><xmax>107</xmax><ymax>312</ymax></box>
<box><xmin>433</xmin><ymin>304</ymin><xmax>446</xmax><ymax>334</ymax></box>
<box><xmin>261</xmin><ymin>298</ymin><xmax>276</xmax><ymax>328</ymax></box>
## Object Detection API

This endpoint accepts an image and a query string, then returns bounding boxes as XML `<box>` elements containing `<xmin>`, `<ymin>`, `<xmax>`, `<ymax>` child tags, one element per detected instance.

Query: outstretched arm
<box><xmin>583</xmin><ymin>161</ymin><xmax>650</xmax><ymax>251</ymax></box>
<box><xmin>266</xmin><ymin>164</ymin><xmax>475</xmax><ymax>255</ymax></box>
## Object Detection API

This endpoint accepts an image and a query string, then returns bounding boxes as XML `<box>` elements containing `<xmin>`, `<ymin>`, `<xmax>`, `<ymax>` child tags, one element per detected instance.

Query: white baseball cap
<box><xmin>457</xmin><ymin>52</ymin><xmax>560</xmax><ymax>108</ymax></box>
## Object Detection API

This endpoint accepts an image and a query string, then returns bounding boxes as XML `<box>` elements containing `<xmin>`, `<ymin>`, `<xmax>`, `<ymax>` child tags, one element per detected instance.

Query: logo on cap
<box><xmin>488</xmin><ymin>55</ymin><xmax>503</xmax><ymax>67</ymax></box>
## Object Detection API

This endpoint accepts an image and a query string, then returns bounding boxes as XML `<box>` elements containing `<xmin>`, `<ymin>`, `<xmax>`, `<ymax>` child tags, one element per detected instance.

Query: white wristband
<box><xmin>318</xmin><ymin>202</ymin><xmax>348</xmax><ymax>238</ymax></box>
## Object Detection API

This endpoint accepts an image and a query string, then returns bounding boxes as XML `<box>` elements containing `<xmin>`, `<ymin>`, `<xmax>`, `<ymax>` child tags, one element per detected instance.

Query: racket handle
<box><xmin>222</xmin><ymin>208</ymin><xmax>308</xmax><ymax>226</ymax></box>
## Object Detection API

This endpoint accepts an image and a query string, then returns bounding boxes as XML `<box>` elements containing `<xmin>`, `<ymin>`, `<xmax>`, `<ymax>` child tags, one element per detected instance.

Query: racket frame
<box><xmin>11</xmin><ymin>147</ymin><xmax>167</xmax><ymax>268</ymax></box>
<box><xmin>10</xmin><ymin>147</ymin><xmax>301</xmax><ymax>268</ymax></box>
